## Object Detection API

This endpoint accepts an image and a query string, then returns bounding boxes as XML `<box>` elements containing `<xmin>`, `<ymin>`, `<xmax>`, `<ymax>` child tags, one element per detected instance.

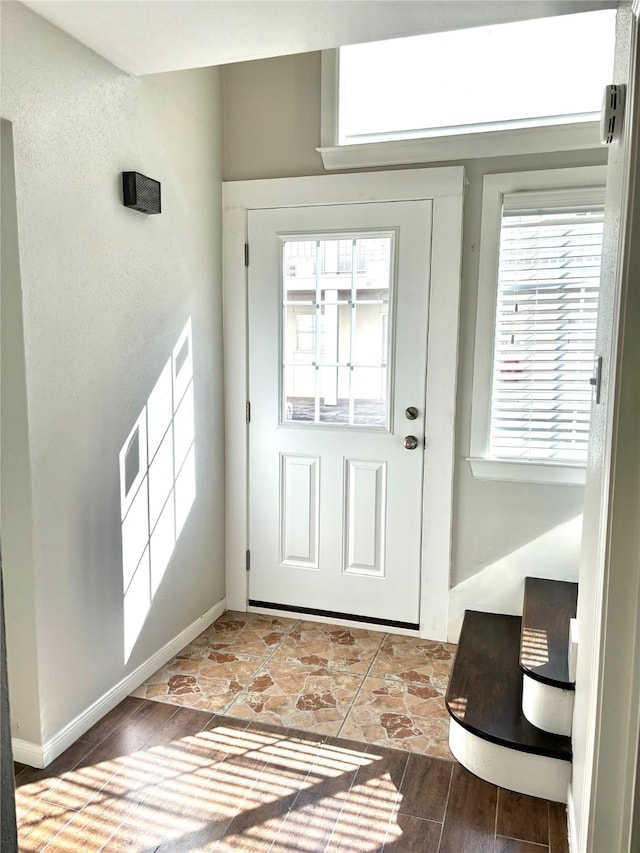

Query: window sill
<box><xmin>467</xmin><ymin>457</ymin><xmax>586</xmax><ymax>486</ymax></box>
<box><xmin>318</xmin><ymin>122</ymin><xmax>601</xmax><ymax>171</ymax></box>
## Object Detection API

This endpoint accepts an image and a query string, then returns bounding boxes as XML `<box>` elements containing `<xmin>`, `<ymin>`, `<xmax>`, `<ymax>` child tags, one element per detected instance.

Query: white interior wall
<box><xmin>1</xmin><ymin>118</ymin><xmax>42</xmax><ymax>746</ymax></box>
<box><xmin>222</xmin><ymin>51</ymin><xmax>608</xmax><ymax>591</ymax></box>
<box><xmin>0</xmin><ymin>1</ymin><xmax>225</xmax><ymax>749</ymax></box>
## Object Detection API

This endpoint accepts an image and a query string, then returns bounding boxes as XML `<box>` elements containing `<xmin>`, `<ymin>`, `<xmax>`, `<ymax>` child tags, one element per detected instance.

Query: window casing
<box><xmin>468</xmin><ymin>166</ymin><xmax>607</xmax><ymax>485</ymax></box>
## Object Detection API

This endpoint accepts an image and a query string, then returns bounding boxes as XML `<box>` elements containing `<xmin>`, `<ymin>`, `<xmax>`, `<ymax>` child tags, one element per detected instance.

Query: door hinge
<box><xmin>246</xmin><ymin>549</ymin><xmax>250</xmax><ymax>571</ymax></box>
<box><xmin>244</xmin><ymin>243</ymin><xmax>249</xmax><ymax>267</ymax></box>
<box><xmin>246</xmin><ymin>401</ymin><xmax>251</xmax><ymax>423</ymax></box>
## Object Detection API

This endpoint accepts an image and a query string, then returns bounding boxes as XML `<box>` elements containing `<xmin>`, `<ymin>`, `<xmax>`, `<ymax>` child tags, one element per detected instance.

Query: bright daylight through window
<box><xmin>337</xmin><ymin>10</ymin><xmax>616</xmax><ymax>145</ymax></box>
<box><xmin>489</xmin><ymin>193</ymin><xmax>604</xmax><ymax>465</ymax></box>
<box><xmin>282</xmin><ymin>235</ymin><xmax>393</xmax><ymax>427</ymax></box>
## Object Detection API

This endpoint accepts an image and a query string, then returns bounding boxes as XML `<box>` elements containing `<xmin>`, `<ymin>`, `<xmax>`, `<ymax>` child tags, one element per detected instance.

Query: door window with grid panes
<box><xmin>282</xmin><ymin>234</ymin><xmax>393</xmax><ymax>427</ymax></box>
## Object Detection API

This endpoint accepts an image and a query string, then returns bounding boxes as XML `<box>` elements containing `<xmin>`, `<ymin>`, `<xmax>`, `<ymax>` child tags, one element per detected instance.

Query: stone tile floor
<box><xmin>132</xmin><ymin>612</ymin><xmax>456</xmax><ymax>760</ymax></box>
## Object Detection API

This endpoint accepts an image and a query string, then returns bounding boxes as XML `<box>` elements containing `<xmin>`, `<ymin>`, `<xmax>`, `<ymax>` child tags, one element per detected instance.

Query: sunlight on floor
<box><xmin>17</xmin><ymin>724</ymin><xmax>411</xmax><ymax>852</ymax></box>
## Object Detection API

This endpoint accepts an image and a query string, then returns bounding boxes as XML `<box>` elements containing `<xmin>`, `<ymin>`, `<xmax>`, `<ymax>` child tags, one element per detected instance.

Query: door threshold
<box><xmin>248</xmin><ymin>600</ymin><xmax>420</xmax><ymax>635</ymax></box>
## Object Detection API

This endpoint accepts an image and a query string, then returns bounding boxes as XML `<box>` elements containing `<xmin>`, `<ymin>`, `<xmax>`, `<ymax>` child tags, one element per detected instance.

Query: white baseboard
<box><xmin>447</xmin><ymin>516</ymin><xmax>582</xmax><ymax>642</ymax></box>
<box><xmin>567</xmin><ymin>785</ymin><xmax>578</xmax><ymax>853</ymax></box>
<box><xmin>11</xmin><ymin>738</ymin><xmax>45</xmax><ymax>769</ymax></box>
<box><xmin>12</xmin><ymin>598</ymin><xmax>225</xmax><ymax>768</ymax></box>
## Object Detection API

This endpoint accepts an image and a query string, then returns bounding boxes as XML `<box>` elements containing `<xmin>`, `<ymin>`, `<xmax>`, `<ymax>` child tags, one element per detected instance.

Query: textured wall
<box><xmin>223</xmin><ymin>52</ymin><xmax>323</xmax><ymax>180</ymax></box>
<box><xmin>1</xmin><ymin>117</ymin><xmax>42</xmax><ymax>746</ymax></box>
<box><xmin>1</xmin><ymin>1</ymin><xmax>225</xmax><ymax>747</ymax></box>
<box><xmin>222</xmin><ymin>50</ymin><xmax>607</xmax><ymax>588</ymax></box>
<box><xmin>1</xmin><ymin>567</ymin><xmax>18</xmax><ymax>853</ymax></box>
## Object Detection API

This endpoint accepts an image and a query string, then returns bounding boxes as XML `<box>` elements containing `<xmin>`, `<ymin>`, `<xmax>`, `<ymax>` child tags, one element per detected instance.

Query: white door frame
<box><xmin>574</xmin><ymin>7</ymin><xmax>640</xmax><ymax>852</ymax></box>
<box><xmin>222</xmin><ymin>167</ymin><xmax>465</xmax><ymax>641</ymax></box>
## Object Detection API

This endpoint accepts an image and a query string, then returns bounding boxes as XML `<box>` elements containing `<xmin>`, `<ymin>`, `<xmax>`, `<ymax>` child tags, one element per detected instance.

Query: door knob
<box><xmin>404</xmin><ymin>435</ymin><xmax>419</xmax><ymax>450</ymax></box>
<box><xmin>405</xmin><ymin>406</ymin><xmax>419</xmax><ymax>420</ymax></box>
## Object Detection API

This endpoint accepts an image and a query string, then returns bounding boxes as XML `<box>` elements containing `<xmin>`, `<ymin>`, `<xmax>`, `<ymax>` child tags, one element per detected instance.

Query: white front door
<box><xmin>248</xmin><ymin>200</ymin><xmax>432</xmax><ymax>626</ymax></box>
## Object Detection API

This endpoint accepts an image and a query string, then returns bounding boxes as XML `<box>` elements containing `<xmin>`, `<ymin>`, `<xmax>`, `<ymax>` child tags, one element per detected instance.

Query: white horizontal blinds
<box><xmin>489</xmin><ymin>187</ymin><xmax>605</xmax><ymax>464</ymax></box>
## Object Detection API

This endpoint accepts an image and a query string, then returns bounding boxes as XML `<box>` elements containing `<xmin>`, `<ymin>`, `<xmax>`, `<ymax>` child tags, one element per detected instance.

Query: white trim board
<box><xmin>567</xmin><ymin>786</ymin><xmax>579</xmax><ymax>853</ymax></box>
<box><xmin>577</xmin><ymin>12</ymin><xmax>640</xmax><ymax>852</ymax></box>
<box><xmin>12</xmin><ymin>599</ymin><xmax>225</xmax><ymax>768</ymax></box>
<box><xmin>222</xmin><ymin>167</ymin><xmax>465</xmax><ymax>642</ymax></box>
<box><xmin>223</xmin><ymin>167</ymin><xmax>464</xmax><ymax>209</ymax></box>
<box><xmin>467</xmin><ymin>457</ymin><xmax>587</xmax><ymax>486</ymax></box>
<box><xmin>318</xmin><ymin>123</ymin><xmax>602</xmax><ymax>171</ymax></box>
<box><xmin>11</xmin><ymin>738</ymin><xmax>45</xmax><ymax>770</ymax></box>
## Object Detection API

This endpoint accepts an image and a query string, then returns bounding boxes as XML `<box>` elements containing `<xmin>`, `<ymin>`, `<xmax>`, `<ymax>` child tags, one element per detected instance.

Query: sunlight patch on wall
<box><xmin>119</xmin><ymin>319</ymin><xmax>196</xmax><ymax>662</ymax></box>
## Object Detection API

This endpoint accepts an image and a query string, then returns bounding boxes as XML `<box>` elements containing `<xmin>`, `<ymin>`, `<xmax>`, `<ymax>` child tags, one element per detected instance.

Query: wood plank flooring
<box><xmin>15</xmin><ymin>697</ymin><xmax>569</xmax><ymax>852</ymax></box>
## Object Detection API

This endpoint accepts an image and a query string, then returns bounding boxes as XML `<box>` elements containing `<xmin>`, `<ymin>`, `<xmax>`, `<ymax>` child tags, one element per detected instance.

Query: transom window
<box><xmin>319</xmin><ymin>10</ymin><xmax>616</xmax><ymax>170</ymax></box>
<box><xmin>337</xmin><ymin>10</ymin><xmax>615</xmax><ymax>145</ymax></box>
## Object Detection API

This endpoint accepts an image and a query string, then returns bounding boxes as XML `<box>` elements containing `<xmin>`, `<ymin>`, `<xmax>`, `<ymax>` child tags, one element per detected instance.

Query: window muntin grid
<box><xmin>282</xmin><ymin>234</ymin><xmax>394</xmax><ymax>427</ymax></box>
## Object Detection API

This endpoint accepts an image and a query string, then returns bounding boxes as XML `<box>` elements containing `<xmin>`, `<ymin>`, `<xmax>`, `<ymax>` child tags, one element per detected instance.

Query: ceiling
<box><xmin>21</xmin><ymin>0</ymin><xmax>618</xmax><ymax>77</ymax></box>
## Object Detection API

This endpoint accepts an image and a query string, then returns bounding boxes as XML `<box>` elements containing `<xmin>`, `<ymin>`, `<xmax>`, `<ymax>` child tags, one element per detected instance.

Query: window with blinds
<box><xmin>488</xmin><ymin>188</ymin><xmax>605</xmax><ymax>464</ymax></box>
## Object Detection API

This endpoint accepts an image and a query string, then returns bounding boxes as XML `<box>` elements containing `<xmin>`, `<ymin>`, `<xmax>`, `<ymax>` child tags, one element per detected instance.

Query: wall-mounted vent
<box><xmin>600</xmin><ymin>84</ymin><xmax>625</xmax><ymax>145</ymax></box>
<box><xmin>122</xmin><ymin>171</ymin><xmax>161</xmax><ymax>214</ymax></box>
